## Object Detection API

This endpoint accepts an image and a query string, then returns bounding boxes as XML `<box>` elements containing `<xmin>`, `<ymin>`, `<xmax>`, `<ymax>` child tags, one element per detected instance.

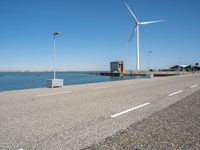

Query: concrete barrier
<box><xmin>46</xmin><ymin>79</ymin><xmax>63</xmax><ymax>88</ymax></box>
<box><xmin>146</xmin><ymin>73</ymin><xmax>154</xmax><ymax>79</ymax></box>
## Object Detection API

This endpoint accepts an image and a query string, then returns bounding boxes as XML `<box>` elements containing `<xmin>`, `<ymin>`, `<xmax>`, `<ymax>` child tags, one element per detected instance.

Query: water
<box><xmin>0</xmin><ymin>72</ymin><xmax>145</xmax><ymax>92</ymax></box>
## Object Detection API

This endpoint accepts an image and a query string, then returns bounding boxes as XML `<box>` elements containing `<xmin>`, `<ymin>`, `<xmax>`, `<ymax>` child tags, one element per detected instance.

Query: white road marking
<box><xmin>111</xmin><ymin>103</ymin><xmax>150</xmax><ymax>118</ymax></box>
<box><xmin>126</xmin><ymin>82</ymin><xmax>135</xmax><ymax>85</ymax></box>
<box><xmin>168</xmin><ymin>90</ymin><xmax>183</xmax><ymax>97</ymax></box>
<box><xmin>94</xmin><ymin>86</ymin><xmax>112</xmax><ymax>90</ymax></box>
<box><xmin>190</xmin><ymin>85</ymin><xmax>198</xmax><ymax>88</ymax></box>
<box><xmin>37</xmin><ymin>91</ymin><xmax>71</xmax><ymax>97</ymax></box>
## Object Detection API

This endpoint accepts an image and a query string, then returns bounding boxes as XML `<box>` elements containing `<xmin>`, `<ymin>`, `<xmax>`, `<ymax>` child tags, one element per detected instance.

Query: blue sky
<box><xmin>0</xmin><ymin>0</ymin><xmax>200</xmax><ymax>71</ymax></box>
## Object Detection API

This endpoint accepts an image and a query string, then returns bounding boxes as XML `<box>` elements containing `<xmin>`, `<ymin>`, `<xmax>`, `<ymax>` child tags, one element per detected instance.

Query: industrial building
<box><xmin>194</xmin><ymin>63</ymin><xmax>200</xmax><ymax>71</ymax></box>
<box><xmin>110</xmin><ymin>61</ymin><xmax>125</xmax><ymax>73</ymax></box>
<box><xmin>170</xmin><ymin>64</ymin><xmax>199</xmax><ymax>72</ymax></box>
<box><xmin>170</xmin><ymin>65</ymin><xmax>190</xmax><ymax>71</ymax></box>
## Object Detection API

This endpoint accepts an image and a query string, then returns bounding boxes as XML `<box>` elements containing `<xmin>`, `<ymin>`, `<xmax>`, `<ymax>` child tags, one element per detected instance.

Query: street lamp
<box><xmin>148</xmin><ymin>51</ymin><xmax>152</xmax><ymax>71</ymax></box>
<box><xmin>178</xmin><ymin>57</ymin><xmax>182</xmax><ymax>65</ymax></box>
<box><xmin>46</xmin><ymin>32</ymin><xmax>63</xmax><ymax>88</ymax></box>
<box><xmin>178</xmin><ymin>57</ymin><xmax>182</xmax><ymax>72</ymax></box>
<box><xmin>192</xmin><ymin>60</ymin><xmax>196</xmax><ymax>73</ymax></box>
<box><xmin>53</xmin><ymin>32</ymin><xmax>60</xmax><ymax>79</ymax></box>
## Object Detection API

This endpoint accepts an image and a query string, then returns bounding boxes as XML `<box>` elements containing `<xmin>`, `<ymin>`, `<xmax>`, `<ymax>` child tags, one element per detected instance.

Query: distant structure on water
<box><xmin>110</xmin><ymin>61</ymin><xmax>125</xmax><ymax>74</ymax></box>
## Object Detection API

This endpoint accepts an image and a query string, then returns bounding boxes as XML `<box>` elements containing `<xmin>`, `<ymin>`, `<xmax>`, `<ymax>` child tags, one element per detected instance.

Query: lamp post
<box><xmin>148</xmin><ymin>51</ymin><xmax>152</xmax><ymax>71</ymax></box>
<box><xmin>193</xmin><ymin>60</ymin><xmax>196</xmax><ymax>73</ymax></box>
<box><xmin>46</xmin><ymin>32</ymin><xmax>63</xmax><ymax>88</ymax></box>
<box><xmin>53</xmin><ymin>32</ymin><xmax>60</xmax><ymax>79</ymax></box>
<box><xmin>178</xmin><ymin>57</ymin><xmax>181</xmax><ymax>72</ymax></box>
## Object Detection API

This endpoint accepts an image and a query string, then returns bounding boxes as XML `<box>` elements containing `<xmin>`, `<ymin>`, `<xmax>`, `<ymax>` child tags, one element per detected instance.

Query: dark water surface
<box><xmin>0</xmin><ymin>72</ymin><xmax>145</xmax><ymax>92</ymax></box>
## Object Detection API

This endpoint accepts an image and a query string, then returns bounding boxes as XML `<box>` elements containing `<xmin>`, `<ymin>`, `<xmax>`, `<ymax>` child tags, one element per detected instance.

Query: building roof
<box><xmin>170</xmin><ymin>65</ymin><xmax>189</xmax><ymax>68</ymax></box>
<box><xmin>110</xmin><ymin>61</ymin><xmax>124</xmax><ymax>64</ymax></box>
<box><xmin>179</xmin><ymin>65</ymin><xmax>190</xmax><ymax>68</ymax></box>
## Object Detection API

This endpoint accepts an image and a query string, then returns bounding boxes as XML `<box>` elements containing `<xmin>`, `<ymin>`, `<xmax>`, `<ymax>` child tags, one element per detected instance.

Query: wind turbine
<box><xmin>125</xmin><ymin>2</ymin><xmax>164</xmax><ymax>71</ymax></box>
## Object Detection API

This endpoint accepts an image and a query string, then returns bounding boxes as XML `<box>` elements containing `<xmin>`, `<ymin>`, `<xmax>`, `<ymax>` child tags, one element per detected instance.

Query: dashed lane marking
<box><xmin>169</xmin><ymin>90</ymin><xmax>183</xmax><ymax>97</ymax></box>
<box><xmin>37</xmin><ymin>91</ymin><xmax>71</xmax><ymax>97</ymax></box>
<box><xmin>111</xmin><ymin>103</ymin><xmax>150</xmax><ymax>118</ymax></box>
<box><xmin>94</xmin><ymin>86</ymin><xmax>112</xmax><ymax>90</ymax></box>
<box><xmin>190</xmin><ymin>85</ymin><xmax>198</xmax><ymax>88</ymax></box>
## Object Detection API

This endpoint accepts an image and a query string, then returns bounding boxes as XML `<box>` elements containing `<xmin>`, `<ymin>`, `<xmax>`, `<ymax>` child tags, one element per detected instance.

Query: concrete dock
<box><xmin>0</xmin><ymin>73</ymin><xmax>200</xmax><ymax>149</ymax></box>
<box><xmin>97</xmin><ymin>71</ymin><xmax>178</xmax><ymax>77</ymax></box>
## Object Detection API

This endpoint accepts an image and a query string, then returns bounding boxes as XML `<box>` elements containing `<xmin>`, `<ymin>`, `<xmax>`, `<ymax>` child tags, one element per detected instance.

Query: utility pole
<box><xmin>148</xmin><ymin>51</ymin><xmax>152</xmax><ymax>71</ymax></box>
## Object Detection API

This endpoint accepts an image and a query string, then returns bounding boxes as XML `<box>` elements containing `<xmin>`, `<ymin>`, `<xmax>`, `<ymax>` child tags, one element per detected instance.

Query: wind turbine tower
<box><xmin>125</xmin><ymin>3</ymin><xmax>164</xmax><ymax>71</ymax></box>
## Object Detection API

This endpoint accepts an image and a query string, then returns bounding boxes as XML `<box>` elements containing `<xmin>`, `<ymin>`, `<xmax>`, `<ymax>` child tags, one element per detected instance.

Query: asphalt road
<box><xmin>0</xmin><ymin>73</ymin><xmax>200</xmax><ymax>149</ymax></box>
<box><xmin>85</xmin><ymin>88</ymin><xmax>200</xmax><ymax>150</ymax></box>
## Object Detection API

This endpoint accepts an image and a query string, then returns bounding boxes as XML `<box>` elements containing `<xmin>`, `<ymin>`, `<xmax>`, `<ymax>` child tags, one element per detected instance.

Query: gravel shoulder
<box><xmin>84</xmin><ymin>90</ymin><xmax>200</xmax><ymax>150</ymax></box>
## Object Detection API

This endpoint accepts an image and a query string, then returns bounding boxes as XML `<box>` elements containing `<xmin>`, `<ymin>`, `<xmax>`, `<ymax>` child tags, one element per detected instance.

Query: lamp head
<box><xmin>53</xmin><ymin>32</ymin><xmax>60</xmax><ymax>36</ymax></box>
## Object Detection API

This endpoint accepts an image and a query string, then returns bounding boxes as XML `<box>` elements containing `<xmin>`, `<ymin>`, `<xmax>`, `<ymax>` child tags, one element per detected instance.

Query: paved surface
<box><xmin>0</xmin><ymin>73</ymin><xmax>200</xmax><ymax>149</ymax></box>
<box><xmin>85</xmin><ymin>89</ymin><xmax>200</xmax><ymax>150</ymax></box>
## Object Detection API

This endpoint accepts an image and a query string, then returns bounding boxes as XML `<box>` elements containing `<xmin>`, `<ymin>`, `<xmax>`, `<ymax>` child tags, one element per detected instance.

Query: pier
<box><xmin>97</xmin><ymin>71</ymin><xmax>178</xmax><ymax>77</ymax></box>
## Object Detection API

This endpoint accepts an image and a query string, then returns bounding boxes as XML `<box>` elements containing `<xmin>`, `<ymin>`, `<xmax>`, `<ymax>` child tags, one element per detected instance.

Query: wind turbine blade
<box><xmin>129</xmin><ymin>29</ymin><xmax>135</xmax><ymax>44</ymax></box>
<box><xmin>140</xmin><ymin>20</ymin><xmax>165</xmax><ymax>25</ymax></box>
<box><xmin>134</xmin><ymin>24</ymin><xmax>137</xmax><ymax>33</ymax></box>
<box><xmin>125</xmin><ymin>3</ymin><xmax>138</xmax><ymax>22</ymax></box>
<box><xmin>129</xmin><ymin>25</ymin><xmax>137</xmax><ymax>44</ymax></box>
